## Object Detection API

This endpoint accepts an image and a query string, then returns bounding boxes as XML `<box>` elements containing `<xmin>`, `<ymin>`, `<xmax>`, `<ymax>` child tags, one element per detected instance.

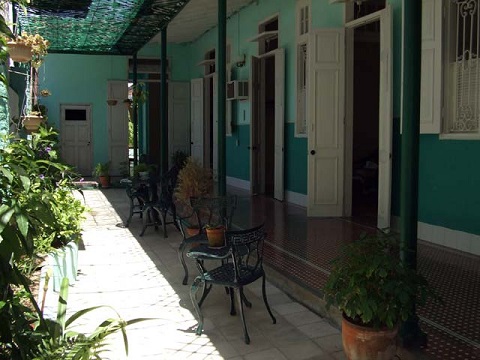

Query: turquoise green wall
<box><xmin>184</xmin><ymin>0</ymin><xmax>342</xmax><ymax>193</ymax></box>
<box><xmin>138</xmin><ymin>43</ymin><xmax>191</xmax><ymax>82</ymax></box>
<box><xmin>40</xmin><ymin>54</ymin><xmax>128</xmax><ymax>166</ymax></box>
<box><xmin>418</xmin><ymin>136</ymin><xmax>480</xmax><ymax>235</ymax></box>
<box><xmin>0</xmin><ymin>67</ymin><xmax>10</xmax><ymax>145</ymax></box>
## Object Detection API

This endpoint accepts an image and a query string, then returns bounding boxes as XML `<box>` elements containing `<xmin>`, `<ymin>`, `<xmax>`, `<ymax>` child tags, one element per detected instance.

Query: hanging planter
<box><xmin>7</xmin><ymin>41</ymin><xmax>33</xmax><ymax>62</ymax></box>
<box><xmin>22</xmin><ymin>114</ymin><xmax>44</xmax><ymax>133</ymax></box>
<box><xmin>107</xmin><ymin>99</ymin><xmax>118</xmax><ymax>106</ymax></box>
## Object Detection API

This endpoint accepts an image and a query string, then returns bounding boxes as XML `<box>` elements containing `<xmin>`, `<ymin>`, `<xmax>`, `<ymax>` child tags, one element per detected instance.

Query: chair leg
<box><xmin>262</xmin><ymin>274</ymin><xmax>277</xmax><ymax>324</ymax></box>
<box><xmin>229</xmin><ymin>287</ymin><xmax>236</xmax><ymax>316</ymax></box>
<box><xmin>161</xmin><ymin>210</ymin><xmax>168</xmax><ymax>238</ymax></box>
<box><xmin>191</xmin><ymin>277</ymin><xmax>204</xmax><ymax>336</ymax></box>
<box><xmin>241</xmin><ymin>291</ymin><xmax>252</xmax><ymax>308</ymax></box>
<box><xmin>236</xmin><ymin>286</ymin><xmax>250</xmax><ymax>344</ymax></box>
<box><xmin>178</xmin><ymin>241</ymin><xmax>189</xmax><ymax>285</ymax></box>
<box><xmin>139</xmin><ymin>206</ymin><xmax>150</xmax><ymax>237</ymax></box>
<box><xmin>125</xmin><ymin>197</ymin><xmax>134</xmax><ymax>227</ymax></box>
<box><xmin>198</xmin><ymin>283</ymin><xmax>212</xmax><ymax>308</ymax></box>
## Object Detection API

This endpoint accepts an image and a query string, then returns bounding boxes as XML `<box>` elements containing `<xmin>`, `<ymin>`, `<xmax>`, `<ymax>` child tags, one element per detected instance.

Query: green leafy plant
<box><xmin>93</xmin><ymin>162</ymin><xmax>110</xmax><ymax>177</ymax></box>
<box><xmin>323</xmin><ymin>232</ymin><xmax>436</xmax><ymax>329</ymax></box>
<box><xmin>32</xmin><ymin>278</ymin><xmax>149</xmax><ymax>359</ymax></box>
<box><xmin>133</xmin><ymin>163</ymin><xmax>150</xmax><ymax>177</ymax></box>
<box><xmin>0</xmin><ymin>128</ymin><xmax>84</xmax><ymax>358</ymax></box>
<box><xmin>131</xmin><ymin>83</ymin><xmax>148</xmax><ymax>108</ymax></box>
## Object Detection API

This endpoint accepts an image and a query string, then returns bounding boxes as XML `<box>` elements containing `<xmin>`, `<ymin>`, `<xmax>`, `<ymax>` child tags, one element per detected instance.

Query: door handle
<box><xmin>310</xmin><ymin>150</ymin><xmax>316</xmax><ymax>155</ymax></box>
<box><xmin>190</xmin><ymin>142</ymin><xmax>194</xmax><ymax>145</ymax></box>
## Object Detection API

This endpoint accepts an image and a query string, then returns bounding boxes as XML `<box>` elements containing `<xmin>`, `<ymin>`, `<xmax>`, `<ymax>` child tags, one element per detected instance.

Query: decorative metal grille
<box><xmin>297</xmin><ymin>43</ymin><xmax>307</xmax><ymax>135</ymax></box>
<box><xmin>451</xmin><ymin>0</ymin><xmax>480</xmax><ymax>133</ymax></box>
<box><xmin>16</xmin><ymin>0</ymin><xmax>190</xmax><ymax>55</ymax></box>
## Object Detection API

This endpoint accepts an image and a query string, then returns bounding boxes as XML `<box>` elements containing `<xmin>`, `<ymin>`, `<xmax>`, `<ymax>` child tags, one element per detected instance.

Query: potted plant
<box><xmin>204</xmin><ymin>223</ymin><xmax>225</xmax><ymax>247</ymax></box>
<box><xmin>133</xmin><ymin>162</ymin><xmax>151</xmax><ymax>180</ymax></box>
<box><xmin>94</xmin><ymin>161</ymin><xmax>111</xmax><ymax>188</ymax></box>
<box><xmin>174</xmin><ymin>157</ymin><xmax>213</xmax><ymax>236</ymax></box>
<box><xmin>8</xmin><ymin>32</ymin><xmax>50</xmax><ymax>67</ymax></box>
<box><xmin>323</xmin><ymin>232</ymin><xmax>435</xmax><ymax>360</ymax></box>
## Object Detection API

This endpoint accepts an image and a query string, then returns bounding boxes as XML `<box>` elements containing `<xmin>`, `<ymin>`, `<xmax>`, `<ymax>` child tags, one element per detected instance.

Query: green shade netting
<box><xmin>16</xmin><ymin>0</ymin><xmax>189</xmax><ymax>55</ymax></box>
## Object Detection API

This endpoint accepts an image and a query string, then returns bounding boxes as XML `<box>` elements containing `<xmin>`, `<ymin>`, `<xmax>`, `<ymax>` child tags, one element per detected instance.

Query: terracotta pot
<box><xmin>22</xmin><ymin>114</ymin><xmax>44</xmax><ymax>133</ymax></box>
<box><xmin>206</xmin><ymin>226</ymin><xmax>225</xmax><ymax>247</ymax></box>
<box><xmin>186</xmin><ymin>226</ymin><xmax>200</xmax><ymax>237</ymax></box>
<box><xmin>7</xmin><ymin>41</ymin><xmax>32</xmax><ymax>62</ymax></box>
<box><xmin>342</xmin><ymin>315</ymin><xmax>398</xmax><ymax>360</ymax></box>
<box><xmin>98</xmin><ymin>175</ymin><xmax>110</xmax><ymax>188</ymax></box>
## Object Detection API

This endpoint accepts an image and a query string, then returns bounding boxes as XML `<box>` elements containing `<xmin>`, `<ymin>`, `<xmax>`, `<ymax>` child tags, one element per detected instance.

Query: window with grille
<box><xmin>445</xmin><ymin>0</ymin><xmax>480</xmax><ymax>135</ymax></box>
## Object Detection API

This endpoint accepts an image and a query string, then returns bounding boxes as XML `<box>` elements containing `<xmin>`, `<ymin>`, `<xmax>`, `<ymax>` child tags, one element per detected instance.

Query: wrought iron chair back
<box><xmin>190</xmin><ymin>195</ymin><xmax>237</xmax><ymax>230</ymax></box>
<box><xmin>189</xmin><ymin>223</ymin><xmax>276</xmax><ymax>344</ymax></box>
<box><xmin>176</xmin><ymin>195</ymin><xmax>237</xmax><ymax>285</ymax></box>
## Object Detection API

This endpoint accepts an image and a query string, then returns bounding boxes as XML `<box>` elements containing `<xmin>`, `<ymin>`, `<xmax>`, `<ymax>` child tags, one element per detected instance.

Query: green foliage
<box><xmin>31</xmin><ymin>278</ymin><xmax>150</xmax><ymax>359</ymax></box>
<box><xmin>131</xmin><ymin>83</ymin><xmax>148</xmax><ymax>107</ymax></box>
<box><xmin>323</xmin><ymin>232</ymin><xmax>437</xmax><ymax>329</ymax></box>
<box><xmin>0</xmin><ymin>128</ymin><xmax>85</xmax><ymax>359</ymax></box>
<box><xmin>93</xmin><ymin>162</ymin><xmax>110</xmax><ymax>177</ymax></box>
<box><xmin>133</xmin><ymin>162</ymin><xmax>150</xmax><ymax>177</ymax></box>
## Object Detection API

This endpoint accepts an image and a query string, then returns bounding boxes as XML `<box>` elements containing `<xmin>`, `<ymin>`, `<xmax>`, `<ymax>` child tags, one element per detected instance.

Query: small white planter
<box><xmin>48</xmin><ymin>241</ymin><xmax>79</xmax><ymax>292</ymax></box>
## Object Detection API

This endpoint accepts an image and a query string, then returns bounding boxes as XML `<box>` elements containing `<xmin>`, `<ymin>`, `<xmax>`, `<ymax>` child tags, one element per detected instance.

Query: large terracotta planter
<box><xmin>22</xmin><ymin>114</ymin><xmax>44</xmax><ymax>133</ymax></box>
<box><xmin>206</xmin><ymin>226</ymin><xmax>225</xmax><ymax>247</ymax></box>
<box><xmin>7</xmin><ymin>41</ymin><xmax>32</xmax><ymax>62</ymax></box>
<box><xmin>342</xmin><ymin>315</ymin><xmax>398</xmax><ymax>360</ymax></box>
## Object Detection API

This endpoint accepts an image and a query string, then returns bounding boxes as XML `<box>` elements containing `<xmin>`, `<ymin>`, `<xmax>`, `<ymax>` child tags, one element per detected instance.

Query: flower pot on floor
<box><xmin>341</xmin><ymin>315</ymin><xmax>398</xmax><ymax>360</ymax></box>
<box><xmin>98</xmin><ymin>175</ymin><xmax>110</xmax><ymax>188</ymax></box>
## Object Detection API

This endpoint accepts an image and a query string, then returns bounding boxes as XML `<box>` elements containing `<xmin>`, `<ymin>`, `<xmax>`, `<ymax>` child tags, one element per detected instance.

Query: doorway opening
<box><xmin>350</xmin><ymin>22</ymin><xmax>380</xmax><ymax>226</ymax></box>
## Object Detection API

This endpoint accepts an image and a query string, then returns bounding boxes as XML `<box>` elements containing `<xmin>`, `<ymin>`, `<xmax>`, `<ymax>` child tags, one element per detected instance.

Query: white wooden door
<box><xmin>108</xmin><ymin>81</ymin><xmax>128</xmax><ymax>176</ymax></box>
<box><xmin>274</xmin><ymin>48</ymin><xmax>285</xmax><ymax>201</ymax></box>
<box><xmin>250</xmin><ymin>55</ymin><xmax>261</xmax><ymax>194</ymax></box>
<box><xmin>307</xmin><ymin>29</ymin><xmax>345</xmax><ymax>217</ymax></box>
<box><xmin>60</xmin><ymin>104</ymin><xmax>92</xmax><ymax>176</ymax></box>
<box><xmin>212</xmin><ymin>73</ymin><xmax>218</xmax><ymax>180</ymax></box>
<box><xmin>377</xmin><ymin>6</ymin><xmax>393</xmax><ymax>229</ymax></box>
<box><xmin>168</xmin><ymin>81</ymin><xmax>190</xmax><ymax>166</ymax></box>
<box><xmin>190</xmin><ymin>78</ymin><xmax>204</xmax><ymax>165</ymax></box>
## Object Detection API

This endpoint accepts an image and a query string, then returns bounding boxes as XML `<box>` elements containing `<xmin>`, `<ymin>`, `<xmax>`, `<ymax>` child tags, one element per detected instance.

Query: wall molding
<box><xmin>286</xmin><ymin>191</ymin><xmax>307</xmax><ymax>207</ymax></box>
<box><xmin>392</xmin><ymin>216</ymin><xmax>480</xmax><ymax>256</ymax></box>
<box><xmin>226</xmin><ymin>176</ymin><xmax>250</xmax><ymax>191</ymax></box>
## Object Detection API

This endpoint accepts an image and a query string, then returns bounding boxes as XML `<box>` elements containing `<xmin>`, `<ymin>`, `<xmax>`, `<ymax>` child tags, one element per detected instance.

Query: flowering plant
<box><xmin>13</xmin><ymin>32</ymin><xmax>50</xmax><ymax>68</ymax></box>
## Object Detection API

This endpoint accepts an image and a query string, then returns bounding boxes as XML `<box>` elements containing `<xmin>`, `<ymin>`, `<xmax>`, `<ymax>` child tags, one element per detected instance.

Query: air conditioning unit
<box><xmin>227</xmin><ymin>80</ymin><xmax>248</xmax><ymax>101</ymax></box>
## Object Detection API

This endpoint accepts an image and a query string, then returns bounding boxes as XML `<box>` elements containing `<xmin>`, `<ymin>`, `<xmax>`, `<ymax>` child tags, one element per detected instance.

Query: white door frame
<box><xmin>344</xmin><ymin>7</ymin><xmax>393</xmax><ymax>229</ymax></box>
<box><xmin>60</xmin><ymin>103</ymin><xmax>93</xmax><ymax>176</ymax></box>
<box><xmin>250</xmin><ymin>48</ymin><xmax>285</xmax><ymax>200</ymax></box>
<box><xmin>190</xmin><ymin>78</ymin><xmax>204</xmax><ymax>165</ymax></box>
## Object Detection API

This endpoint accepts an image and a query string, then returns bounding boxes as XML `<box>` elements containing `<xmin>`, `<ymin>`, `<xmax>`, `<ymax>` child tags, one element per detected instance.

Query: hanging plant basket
<box><xmin>22</xmin><ymin>114</ymin><xmax>44</xmax><ymax>133</ymax></box>
<box><xmin>7</xmin><ymin>41</ymin><xmax>33</xmax><ymax>63</ymax></box>
<box><xmin>107</xmin><ymin>99</ymin><xmax>118</xmax><ymax>106</ymax></box>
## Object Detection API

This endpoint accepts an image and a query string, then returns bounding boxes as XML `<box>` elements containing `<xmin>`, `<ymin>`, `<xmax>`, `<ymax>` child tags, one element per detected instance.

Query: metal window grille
<box><xmin>297</xmin><ymin>43</ymin><xmax>308</xmax><ymax>135</ymax></box>
<box><xmin>449</xmin><ymin>0</ymin><xmax>480</xmax><ymax>133</ymax></box>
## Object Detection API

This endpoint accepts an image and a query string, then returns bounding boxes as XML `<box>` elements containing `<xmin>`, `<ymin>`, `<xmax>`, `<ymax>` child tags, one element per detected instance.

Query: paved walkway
<box><xmin>41</xmin><ymin>188</ymin><xmax>346</xmax><ymax>360</ymax></box>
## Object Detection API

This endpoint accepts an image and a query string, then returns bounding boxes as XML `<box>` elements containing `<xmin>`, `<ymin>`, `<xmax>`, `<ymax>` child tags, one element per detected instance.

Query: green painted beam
<box><xmin>133</xmin><ymin>53</ymin><xmax>138</xmax><ymax>167</ymax></box>
<box><xmin>161</xmin><ymin>28</ymin><xmax>168</xmax><ymax>176</ymax></box>
<box><xmin>399</xmin><ymin>0</ymin><xmax>426</xmax><ymax>347</ymax></box>
<box><xmin>217</xmin><ymin>0</ymin><xmax>226</xmax><ymax>196</ymax></box>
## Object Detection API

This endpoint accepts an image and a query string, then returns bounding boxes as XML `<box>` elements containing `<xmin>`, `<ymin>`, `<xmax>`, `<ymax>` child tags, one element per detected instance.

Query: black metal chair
<box><xmin>121</xmin><ymin>178</ymin><xmax>150</xmax><ymax>228</ymax></box>
<box><xmin>188</xmin><ymin>223</ymin><xmax>276</xmax><ymax>344</ymax></box>
<box><xmin>139</xmin><ymin>166</ymin><xmax>180</xmax><ymax>238</ymax></box>
<box><xmin>176</xmin><ymin>195</ymin><xmax>237</xmax><ymax>285</ymax></box>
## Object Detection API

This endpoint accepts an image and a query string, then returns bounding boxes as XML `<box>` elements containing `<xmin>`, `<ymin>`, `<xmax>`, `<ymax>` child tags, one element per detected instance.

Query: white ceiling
<box><xmin>149</xmin><ymin>0</ymin><xmax>255</xmax><ymax>44</ymax></box>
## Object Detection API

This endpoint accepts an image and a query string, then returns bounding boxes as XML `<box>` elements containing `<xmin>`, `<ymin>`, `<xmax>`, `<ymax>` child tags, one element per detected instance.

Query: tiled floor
<box><xmin>39</xmin><ymin>189</ymin><xmax>347</xmax><ymax>359</ymax></box>
<box><xmin>228</xmin><ymin>188</ymin><xmax>480</xmax><ymax>360</ymax></box>
<box><xmin>41</xmin><ymin>187</ymin><xmax>479</xmax><ymax>359</ymax></box>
